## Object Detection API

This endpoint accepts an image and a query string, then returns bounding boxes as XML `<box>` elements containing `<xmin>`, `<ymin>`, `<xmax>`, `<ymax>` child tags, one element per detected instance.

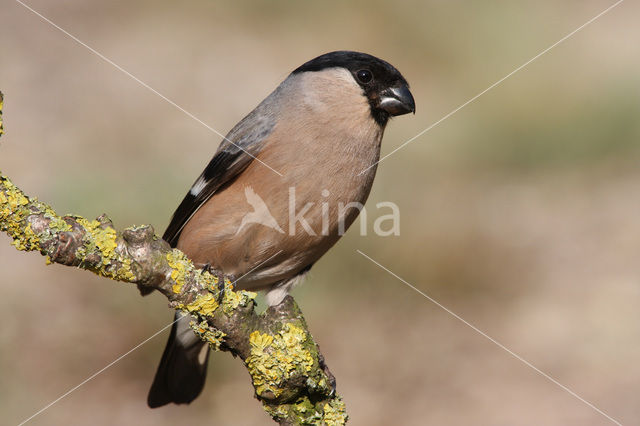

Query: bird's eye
<box><xmin>356</xmin><ymin>69</ymin><xmax>373</xmax><ymax>84</ymax></box>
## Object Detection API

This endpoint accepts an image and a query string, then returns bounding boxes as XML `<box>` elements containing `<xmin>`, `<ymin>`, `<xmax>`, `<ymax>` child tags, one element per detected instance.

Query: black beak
<box><xmin>378</xmin><ymin>85</ymin><xmax>416</xmax><ymax>116</ymax></box>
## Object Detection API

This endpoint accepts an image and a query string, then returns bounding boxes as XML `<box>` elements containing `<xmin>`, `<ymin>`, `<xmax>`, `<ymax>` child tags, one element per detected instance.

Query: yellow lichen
<box><xmin>246</xmin><ymin>323</ymin><xmax>314</xmax><ymax>398</ymax></box>
<box><xmin>63</xmin><ymin>216</ymin><xmax>137</xmax><ymax>280</ymax></box>
<box><xmin>11</xmin><ymin>223</ymin><xmax>40</xmax><ymax>251</ymax></box>
<box><xmin>263</xmin><ymin>395</ymin><xmax>347</xmax><ymax>425</ymax></box>
<box><xmin>263</xmin><ymin>397</ymin><xmax>320</xmax><ymax>424</ymax></box>
<box><xmin>0</xmin><ymin>178</ymin><xmax>29</xmax><ymax>223</ymax></box>
<box><xmin>222</xmin><ymin>279</ymin><xmax>257</xmax><ymax>314</ymax></box>
<box><xmin>75</xmin><ymin>217</ymin><xmax>117</xmax><ymax>265</ymax></box>
<box><xmin>1</xmin><ymin>177</ymin><xmax>41</xmax><ymax>251</ymax></box>
<box><xmin>179</xmin><ymin>292</ymin><xmax>219</xmax><ymax>316</ymax></box>
<box><xmin>115</xmin><ymin>256</ymin><xmax>136</xmax><ymax>281</ymax></box>
<box><xmin>189</xmin><ymin>318</ymin><xmax>226</xmax><ymax>351</ymax></box>
<box><xmin>46</xmin><ymin>215</ymin><xmax>71</xmax><ymax>233</ymax></box>
<box><xmin>1</xmin><ymin>176</ymin><xmax>76</xmax><ymax>264</ymax></box>
<box><xmin>166</xmin><ymin>249</ymin><xmax>193</xmax><ymax>294</ymax></box>
<box><xmin>250</xmin><ymin>330</ymin><xmax>274</xmax><ymax>351</ymax></box>
<box><xmin>323</xmin><ymin>398</ymin><xmax>348</xmax><ymax>426</ymax></box>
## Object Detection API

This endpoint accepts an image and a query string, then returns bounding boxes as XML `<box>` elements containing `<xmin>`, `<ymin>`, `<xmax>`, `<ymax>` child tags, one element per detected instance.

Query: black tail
<box><xmin>147</xmin><ymin>312</ymin><xmax>210</xmax><ymax>408</ymax></box>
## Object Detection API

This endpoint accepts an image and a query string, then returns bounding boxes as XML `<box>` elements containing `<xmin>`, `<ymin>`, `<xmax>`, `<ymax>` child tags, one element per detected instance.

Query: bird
<box><xmin>146</xmin><ymin>50</ymin><xmax>415</xmax><ymax>408</ymax></box>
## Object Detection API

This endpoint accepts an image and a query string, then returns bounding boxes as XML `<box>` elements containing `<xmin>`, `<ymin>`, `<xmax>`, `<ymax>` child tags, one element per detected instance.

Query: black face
<box><xmin>293</xmin><ymin>51</ymin><xmax>416</xmax><ymax>126</ymax></box>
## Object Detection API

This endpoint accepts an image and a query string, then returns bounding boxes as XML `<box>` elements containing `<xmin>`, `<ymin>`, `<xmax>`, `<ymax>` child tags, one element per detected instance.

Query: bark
<box><xmin>0</xmin><ymin>91</ymin><xmax>347</xmax><ymax>425</ymax></box>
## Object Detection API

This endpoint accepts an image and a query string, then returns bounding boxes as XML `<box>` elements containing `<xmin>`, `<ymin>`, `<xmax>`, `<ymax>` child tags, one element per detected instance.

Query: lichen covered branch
<box><xmin>0</xmin><ymin>94</ymin><xmax>347</xmax><ymax>425</ymax></box>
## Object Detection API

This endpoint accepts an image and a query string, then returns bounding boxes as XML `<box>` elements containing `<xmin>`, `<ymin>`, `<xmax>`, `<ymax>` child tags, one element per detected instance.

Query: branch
<box><xmin>0</xmin><ymin>92</ymin><xmax>347</xmax><ymax>425</ymax></box>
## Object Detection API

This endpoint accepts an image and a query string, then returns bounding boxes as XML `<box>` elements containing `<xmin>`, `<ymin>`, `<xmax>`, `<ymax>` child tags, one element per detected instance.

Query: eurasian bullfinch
<box><xmin>147</xmin><ymin>51</ymin><xmax>415</xmax><ymax>407</ymax></box>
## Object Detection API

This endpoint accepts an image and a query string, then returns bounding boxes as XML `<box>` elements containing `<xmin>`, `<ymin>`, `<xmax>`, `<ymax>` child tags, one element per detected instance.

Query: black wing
<box><xmin>163</xmin><ymin>111</ymin><xmax>276</xmax><ymax>248</ymax></box>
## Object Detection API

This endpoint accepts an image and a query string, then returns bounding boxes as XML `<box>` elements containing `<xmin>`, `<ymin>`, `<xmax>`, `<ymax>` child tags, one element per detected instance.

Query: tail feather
<box><xmin>147</xmin><ymin>311</ymin><xmax>210</xmax><ymax>408</ymax></box>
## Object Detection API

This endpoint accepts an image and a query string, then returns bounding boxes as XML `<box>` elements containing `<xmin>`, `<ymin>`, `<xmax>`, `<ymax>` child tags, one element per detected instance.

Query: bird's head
<box><xmin>292</xmin><ymin>51</ymin><xmax>415</xmax><ymax>126</ymax></box>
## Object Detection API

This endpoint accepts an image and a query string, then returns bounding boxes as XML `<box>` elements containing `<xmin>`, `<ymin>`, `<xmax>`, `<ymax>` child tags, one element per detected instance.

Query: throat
<box><xmin>368</xmin><ymin>105</ymin><xmax>390</xmax><ymax>127</ymax></box>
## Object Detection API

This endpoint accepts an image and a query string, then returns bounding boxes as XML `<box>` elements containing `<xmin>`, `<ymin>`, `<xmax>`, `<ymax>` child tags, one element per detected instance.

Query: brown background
<box><xmin>1</xmin><ymin>1</ymin><xmax>639</xmax><ymax>425</ymax></box>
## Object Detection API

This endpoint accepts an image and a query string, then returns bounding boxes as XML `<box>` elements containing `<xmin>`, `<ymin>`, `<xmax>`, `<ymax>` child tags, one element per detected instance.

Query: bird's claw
<box><xmin>197</xmin><ymin>263</ymin><xmax>226</xmax><ymax>303</ymax></box>
<box><xmin>199</xmin><ymin>262</ymin><xmax>213</xmax><ymax>274</ymax></box>
<box><xmin>215</xmin><ymin>271</ymin><xmax>225</xmax><ymax>303</ymax></box>
<box><xmin>215</xmin><ymin>271</ymin><xmax>237</xmax><ymax>304</ymax></box>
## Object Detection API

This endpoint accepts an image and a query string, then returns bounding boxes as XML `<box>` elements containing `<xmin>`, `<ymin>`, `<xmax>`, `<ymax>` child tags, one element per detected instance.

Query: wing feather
<box><xmin>163</xmin><ymin>111</ymin><xmax>276</xmax><ymax>247</ymax></box>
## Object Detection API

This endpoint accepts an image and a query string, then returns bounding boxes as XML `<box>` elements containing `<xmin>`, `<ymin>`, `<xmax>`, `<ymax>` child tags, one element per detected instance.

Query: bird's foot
<box><xmin>216</xmin><ymin>272</ymin><xmax>237</xmax><ymax>304</ymax></box>
<box><xmin>196</xmin><ymin>263</ymin><xmax>226</xmax><ymax>303</ymax></box>
<box><xmin>216</xmin><ymin>271</ymin><xmax>225</xmax><ymax>303</ymax></box>
<box><xmin>199</xmin><ymin>262</ymin><xmax>214</xmax><ymax>274</ymax></box>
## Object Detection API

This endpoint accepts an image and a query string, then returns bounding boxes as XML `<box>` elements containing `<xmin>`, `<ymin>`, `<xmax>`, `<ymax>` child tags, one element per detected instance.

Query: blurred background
<box><xmin>1</xmin><ymin>1</ymin><xmax>639</xmax><ymax>424</ymax></box>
